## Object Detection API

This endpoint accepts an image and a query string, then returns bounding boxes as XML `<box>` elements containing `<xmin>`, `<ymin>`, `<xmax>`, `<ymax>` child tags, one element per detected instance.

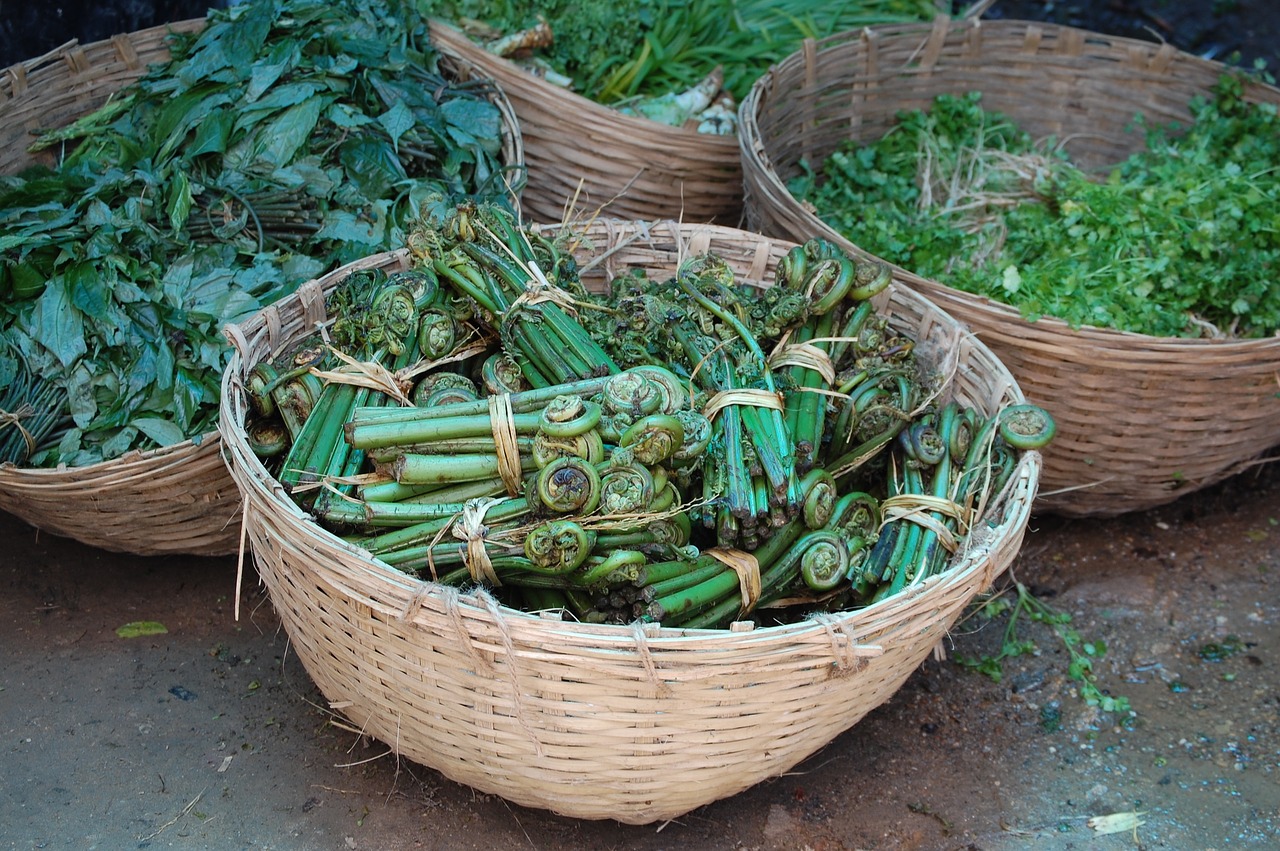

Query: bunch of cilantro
<box><xmin>790</xmin><ymin>73</ymin><xmax>1280</xmax><ymax>339</ymax></box>
<box><xmin>0</xmin><ymin>0</ymin><xmax>513</xmax><ymax>468</ymax></box>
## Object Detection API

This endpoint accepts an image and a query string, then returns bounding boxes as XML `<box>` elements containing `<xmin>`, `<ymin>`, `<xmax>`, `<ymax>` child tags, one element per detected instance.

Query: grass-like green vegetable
<box><xmin>422</xmin><ymin>0</ymin><xmax>940</xmax><ymax>121</ymax></box>
<box><xmin>790</xmin><ymin>72</ymin><xmax>1280</xmax><ymax>338</ymax></box>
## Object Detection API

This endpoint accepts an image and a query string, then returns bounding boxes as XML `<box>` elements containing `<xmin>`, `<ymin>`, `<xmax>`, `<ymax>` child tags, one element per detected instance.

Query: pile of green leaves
<box><xmin>790</xmin><ymin>73</ymin><xmax>1280</xmax><ymax>338</ymax></box>
<box><xmin>0</xmin><ymin>0</ymin><xmax>515</xmax><ymax>468</ymax></box>
<box><xmin>421</xmin><ymin>0</ymin><xmax>941</xmax><ymax>105</ymax></box>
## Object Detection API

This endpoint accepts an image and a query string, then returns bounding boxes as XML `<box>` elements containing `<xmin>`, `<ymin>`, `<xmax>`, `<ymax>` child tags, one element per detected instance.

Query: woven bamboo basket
<box><xmin>218</xmin><ymin>219</ymin><xmax>1041</xmax><ymax>823</ymax></box>
<box><xmin>0</xmin><ymin>19</ymin><xmax>523</xmax><ymax>556</ymax></box>
<box><xmin>428</xmin><ymin>21</ymin><xmax>743</xmax><ymax>227</ymax></box>
<box><xmin>739</xmin><ymin>16</ymin><xmax>1280</xmax><ymax>517</ymax></box>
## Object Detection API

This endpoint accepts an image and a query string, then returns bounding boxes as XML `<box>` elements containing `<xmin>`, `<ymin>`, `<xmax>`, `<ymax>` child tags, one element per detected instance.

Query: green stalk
<box><xmin>646</xmin><ymin>557</ymin><xmax>729</xmax><ymax>598</ymax></box>
<box><xmin>538</xmin><ymin>303</ymin><xmax>621</xmax><ymax>375</ymax></box>
<box><xmin>505</xmin><ymin>320</ymin><xmax>583</xmax><ymax>384</ymax></box>
<box><xmin>279</xmin><ymin>378</ymin><xmax>356</xmax><ymax>495</ymax></box>
<box><xmin>346</xmin><ymin>499</ymin><xmax>488</xmax><ymax>527</ymax></box>
<box><xmin>433</xmin><ymin>257</ymin><xmax>501</xmax><ymax>314</ymax></box>
<box><xmin>392</xmin><ymin>452</ymin><xmax>536</xmax><ymax>485</ymax></box>
<box><xmin>792</xmin><ymin>310</ymin><xmax>836</xmax><ymax>470</ymax></box>
<box><xmin>783</xmin><ymin>320</ymin><xmax>814</xmax><ymax>439</ymax></box>
<box><xmin>347</xmin><ymin>375</ymin><xmax>617</xmax><ymax>425</ymax></box>
<box><xmin>366</xmin><ymin>436</ymin><xmax>535</xmax><ymax>464</ymax></box>
<box><xmin>398</xmin><ymin>478</ymin><xmax>510</xmax><ymax>504</ymax></box>
<box><xmin>346</xmin><ymin>410</ymin><xmax>544</xmax><ymax>451</ymax></box>
<box><xmin>356</xmin><ymin>497</ymin><xmax>530</xmax><ymax>558</ymax></box>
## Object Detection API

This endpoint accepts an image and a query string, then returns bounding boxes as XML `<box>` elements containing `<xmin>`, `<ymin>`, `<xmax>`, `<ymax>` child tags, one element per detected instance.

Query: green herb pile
<box><xmin>789</xmin><ymin>73</ymin><xmax>1280</xmax><ymax>338</ymax></box>
<box><xmin>0</xmin><ymin>0</ymin><xmax>515</xmax><ymax>468</ymax></box>
<box><xmin>242</xmin><ymin>201</ymin><xmax>1055</xmax><ymax>630</ymax></box>
<box><xmin>423</xmin><ymin>0</ymin><xmax>940</xmax><ymax>108</ymax></box>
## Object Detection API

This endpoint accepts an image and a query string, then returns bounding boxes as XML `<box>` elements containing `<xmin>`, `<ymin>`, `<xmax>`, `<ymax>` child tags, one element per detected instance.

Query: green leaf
<box><xmin>185</xmin><ymin>110</ymin><xmax>235</xmax><ymax>159</ymax></box>
<box><xmin>33</xmin><ymin>278</ymin><xmax>87</xmax><ymax>367</ymax></box>
<box><xmin>101</xmin><ymin>425</ymin><xmax>140</xmax><ymax>459</ymax></box>
<box><xmin>66</xmin><ymin>261</ymin><xmax>110</xmax><ymax>320</ymax></box>
<box><xmin>166</xmin><ymin>172</ymin><xmax>194</xmax><ymax>234</ymax></box>
<box><xmin>338</xmin><ymin>136</ymin><xmax>405</xmax><ymax>199</ymax></box>
<box><xmin>255</xmin><ymin>96</ymin><xmax>326</xmax><ymax>168</ymax></box>
<box><xmin>134</xmin><ymin>417</ymin><xmax>188</xmax><ymax>448</ymax></box>
<box><xmin>328</xmin><ymin>102</ymin><xmax>376</xmax><ymax>130</ymax></box>
<box><xmin>378</xmin><ymin>101</ymin><xmax>415</xmax><ymax>151</ymax></box>
<box><xmin>214</xmin><ymin>0</ymin><xmax>275</xmax><ymax>76</ymax></box>
<box><xmin>246</xmin><ymin>39</ymin><xmax>301</xmax><ymax>102</ymax></box>
<box><xmin>440</xmin><ymin>98</ymin><xmax>502</xmax><ymax>150</ymax></box>
<box><xmin>116</xmin><ymin>620</ymin><xmax>169</xmax><ymax>638</ymax></box>
<box><xmin>64</xmin><ymin>364</ymin><xmax>97</xmax><ymax>428</ymax></box>
<box><xmin>316</xmin><ymin>208</ymin><xmax>386</xmax><ymax>246</ymax></box>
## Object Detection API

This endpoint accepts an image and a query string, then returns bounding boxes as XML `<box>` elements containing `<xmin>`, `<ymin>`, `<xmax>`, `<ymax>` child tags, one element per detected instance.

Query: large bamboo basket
<box><xmin>428</xmin><ymin>21</ymin><xmax>744</xmax><ymax>227</ymax></box>
<box><xmin>739</xmin><ymin>16</ymin><xmax>1280</xmax><ymax>517</ymax></box>
<box><xmin>0</xmin><ymin>19</ymin><xmax>523</xmax><ymax>556</ymax></box>
<box><xmin>218</xmin><ymin>219</ymin><xmax>1041</xmax><ymax>823</ymax></box>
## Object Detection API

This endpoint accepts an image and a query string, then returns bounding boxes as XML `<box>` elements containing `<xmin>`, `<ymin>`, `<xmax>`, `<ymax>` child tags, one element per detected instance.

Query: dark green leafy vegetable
<box><xmin>790</xmin><ymin>74</ymin><xmax>1280</xmax><ymax>338</ymax></box>
<box><xmin>423</xmin><ymin>0</ymin><xmax>940</xmax><ymax>110</ymax></box>
<box><xmin>0</xmin><ymin>0</ymin><xmax>516</xmax><ymax>468</ymax></box>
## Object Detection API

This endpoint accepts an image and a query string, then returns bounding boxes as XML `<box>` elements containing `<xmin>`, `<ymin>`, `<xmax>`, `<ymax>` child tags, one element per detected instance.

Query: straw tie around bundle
<box><xmin>451</xmin><ymin>496</ymin><xmax>507</xmax><ymax>586</ymax></box>
<box><xmin>878</xmin><ymin>493</ymin><xmax>970</xmax><ymax>553</ymax></box>
<box><xmin>480</xmin><ymin>220</ymin><xmax>581</xmax><ymax>316</ymax></box>
<box><xmin>701</xmin><ymin>389</ymin><xmax>784</xmax><ymax>422</ymax></box>
<box><xmin>768</xmin><ymin>341</ymin><xmax>837</xmax><ymax>386</ymax></box>
<box><xmin>506</xmin><ymin>260</ymin><xmax>581</xmax><ymax>314</ymax></box>
<box><xmin>0</xmin><ymin>404</ymin><xmax>37</xmax><ymax>460</ymax></box>
<box><xmin>312</xmin><ymin>346</ymin><xmax>413</xmax><ymax>406</ymax></box>
<box><xmin>487</xmin><ymin>393</ymin><xmax>523</xmax><ymax>496</ymax></box>
<box><xmin>704</xmin><ymin>547</ymin><xmax>763</xmax><ymax>618</ymax></box>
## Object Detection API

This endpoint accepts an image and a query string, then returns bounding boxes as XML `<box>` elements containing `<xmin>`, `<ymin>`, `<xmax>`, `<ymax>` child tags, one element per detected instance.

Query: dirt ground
<box><xmin>4</xmin><ymin>1</ymin><xmax>1280</xmax><ymax>850</ymax></box>
<box><xmin>4</xmin><ymin>452</ymin><xmax>1278</xmax><ymax>851</ymax></box>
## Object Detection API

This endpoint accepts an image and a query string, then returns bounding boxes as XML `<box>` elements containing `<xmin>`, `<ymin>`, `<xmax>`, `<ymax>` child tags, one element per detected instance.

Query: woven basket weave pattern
<box><xmin>0</xmin><ymin>19</ymin><xmax>205</xmax><ymax>174</ymax></box>
<box><xmin>219</xmin><ymin>221</ymin><xmax>1040</xmax><ymax>822</ymax></box>
<box><xmin>0</xmin><ymin>20</ymin><xmax>524</xmax><ymax>556</ymax></box>
<box><xmin>428</xmin><ymin>22</ymin><xmax>744</xmax><ymax>227</ymax></box>
<box><xmin>739</xmin><ymin>17</ymin><xmax>1280</xmax><ymax>517</ymax></box>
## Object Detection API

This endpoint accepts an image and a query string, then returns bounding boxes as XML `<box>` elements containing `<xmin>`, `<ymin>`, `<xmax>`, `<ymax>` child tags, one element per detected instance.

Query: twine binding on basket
<box><xmin>811</xmin><ymin>612</ymin><xmax>883</xmax><ymax>676</ymax></box>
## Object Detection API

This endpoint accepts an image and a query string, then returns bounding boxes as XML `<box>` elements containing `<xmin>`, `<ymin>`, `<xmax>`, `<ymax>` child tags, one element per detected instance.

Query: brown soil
<box><xmin>4</xmin><ymin>454</ymin><xmax>1277</xmax><ymax>850</ymax></box>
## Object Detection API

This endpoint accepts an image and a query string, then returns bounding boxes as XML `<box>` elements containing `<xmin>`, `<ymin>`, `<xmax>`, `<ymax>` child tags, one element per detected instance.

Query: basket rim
<box><xmin>217</xmin><ymin>223</ymin><xmax>1042</xmax><ymax>645</ymax></box>
<box><xmin>0</xmin><ymin>16</ymin><xmax>205</xmax><ymax>79</ymax></box>
<box><xmin>739</xmin><ymin>14</ymin><xmax>1280</xmax><ymax>350</ymax></box>
<box><xmin>0</xmin><ymin>430</ymin><xmax>219</xmax><ymax>480</ymax></box>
